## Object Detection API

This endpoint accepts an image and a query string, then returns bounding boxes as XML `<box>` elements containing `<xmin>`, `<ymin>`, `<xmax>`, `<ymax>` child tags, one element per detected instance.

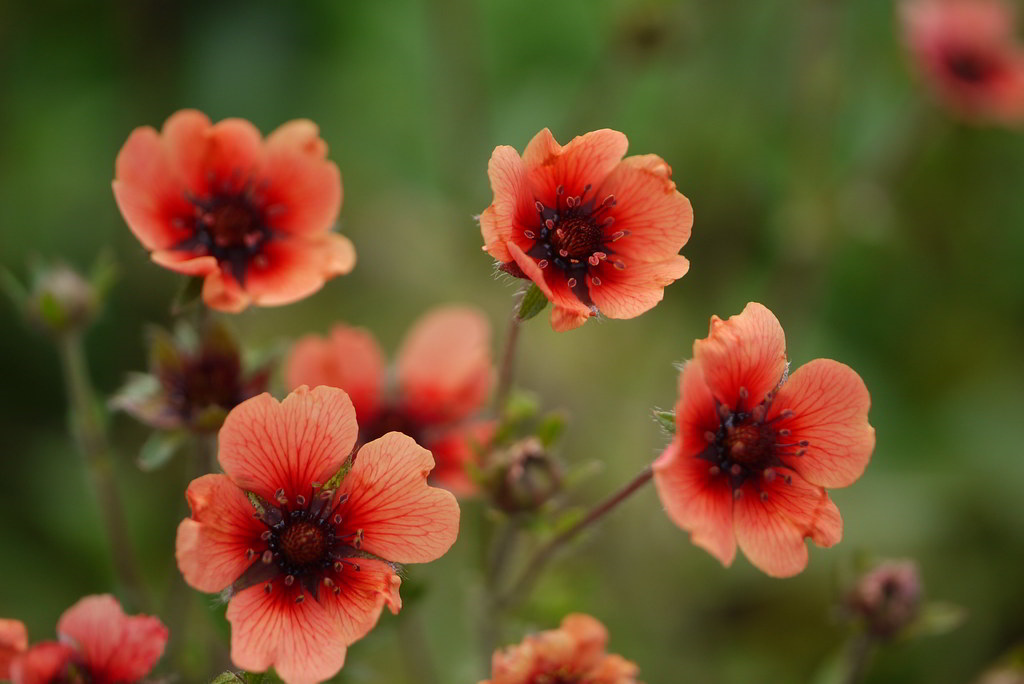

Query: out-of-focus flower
<box><xmin>847</xmin><ymin>560</ymin><xmax>923</xmax><ymax>638</ymax></box>
<box><xmin>2</xmin><ymin>258</ymin><xmax>115</xmax><ymax>338</ymax></box>
<box><xmin>113</xmin><ymin>109</ymin><xmax>354</xmax><ymax>312</ymax></box>
<box><xmin>480</xmin><ymin>128</ymin><xmax>692</xmax><ymax>332</ymax></box>
<box><xmin>284</xmin><ymin>306</ymin><xmax>494</xmax><ymax>495</ymax></box>
<box><xmin>111</xmin><ymin>320</ymin><xmax>269</xmax><ymax>434</ymax></box>
<box><xmin>176</xmin><ymin>386</ymin><xmax>460</xmax><ymax>684</ymax></box>
<box><xmin>653</xmin><ymin>303</ymin><xmax>875</xmax><ymax>577</ymax></box>
<box><xmin>902</xmin><ymin>0</ymin><xmax>1024</xmax><ymax>124</ymax></box>
<box><xmin>2</xmin><ymin>595</ymin><xmax>167</xmax><ymax>684</ymax></box>
<box><xmin>481</xmin><ymin>613</ymin><xmax>642</xmax><ymax>684</ymax></box>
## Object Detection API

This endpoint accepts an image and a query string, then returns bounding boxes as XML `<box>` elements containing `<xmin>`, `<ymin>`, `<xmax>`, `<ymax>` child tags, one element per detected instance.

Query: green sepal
<box><xmin>516</xmin><ymin>284</ymin><xmax>549</xmax><ymax>321</ymax></box>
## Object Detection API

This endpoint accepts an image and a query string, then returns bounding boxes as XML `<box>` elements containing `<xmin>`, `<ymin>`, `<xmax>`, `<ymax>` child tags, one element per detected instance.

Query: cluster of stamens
<box><xmin>173</xmin><ymin>171</ymin><xmax>284</xmax><ymax>285</ymax></box>
<box><xmin>238</xmin><ymin>482</ymin><xmax>364</xmax><ymax>603</ymax></box>
<box><xmin>523</xmin><ymin>184</ymin><xmax>629</xmax><ymax>305</ymax></box>
<box><xmin>698</xmin><ymin>387</ymin><xmax>810</xmax><ymax>499</ymax></box>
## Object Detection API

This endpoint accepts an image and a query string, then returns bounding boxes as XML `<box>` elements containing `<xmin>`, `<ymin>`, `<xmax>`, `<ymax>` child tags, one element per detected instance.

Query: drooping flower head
<box><xmin>480</xmin><ymin>129</ymin><xmax>693</xmax><ymax>332</ymax></box>
<box><xmin>2</xmin><ymin>595</ymin><xmax>168</xmax><ymax>684</ymax></box>
<box><xmin>481</xmin><ymin>613</ymin><xmax>642</xmax><ymax>684</ymax></box>
<box><xmin>112</xmin><ymin>319</ymin><xmax>270</xmax><ymax>433</ymax></box>
<box><xmin>113</xmin><ymin>109</ymin><xmax>354</xmax><ymax>312</ymax></box>
<box><xmin>901</xmin><ymin>0</ymin><xmax>1024</xmax><ymax>124</ymax></box>
<box><xmin>284</xmin><ymin>306</ymin><xmax>494</xmax><ymax>495</ymax></box>
<box><xmin>176</xmin><ymin>386</ymin><xmax>460</xmax><ymax>684</ymax></box>
<box><xmin>653</xmin><ymin>303</ymin><xmax>875</xmax><ymax>577</ymax></box>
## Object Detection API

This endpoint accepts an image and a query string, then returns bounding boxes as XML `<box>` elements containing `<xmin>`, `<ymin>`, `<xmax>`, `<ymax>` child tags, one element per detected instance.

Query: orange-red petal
<box><xmin>733</xmin><ymin>473</ymin><xmax>842</xmax><ymax>578</ymax></box>
<box><xmin>588</xmin><ymin>255</ymin><xmax>690</xmax><ymax>320</ymax></box>
<box><xmin>0</xmin><ymin>619</ymin><xmax>27</xmax><ymax>680</ymax></box>
<box><xmin>769</xmin><ymin>359</ymin><xmax>875</xmax><ymax>489</ymax></box>
<box><xmin>244</xmin><ymin>233</ymin><xmax>355</xmax><ymax>308</ymax></box>
<box><xmin>56</xmin><ymin>595</ymin><xmax>168</xmax><ymax>684</ymax></box>
<box><xmin>396</xmin><ymin>306</ymin><xmax>494</xmax><ymax>425</ymax></box>
<box><xmin>507</xmin><ymin>242</ymin><xmax>593</xmax><ymax>332</ymax></box>
<box><xmin>262</xmin><ymin>120</ymin><xmax>343</xmax><ymax>237</ymax></box>
<box><xmin>340</xmin><ymin>432</ymin><xmax>460</xmax><ymax>564</ymax></box>
<box><xmin>653</xmin><ymin>438</ymin><xmax>736</xmax><ymax>568</ymax></box>
<box><xmin>596</xmin><ymin>154</ymin><xmax>693</xmax><ymax>264</ymax></box>
<box><xmin>426</xmin><ymin>420</ymin><xmax>495</xmax><ymax>496</ymax></box>
<box><xmin>9</xmin><ymin>642</ymin><xmax>75</xmax><ymax>684</ymax></box>
<box><xmin>321</xmin><ymin>557</ymin><xmax>402</xmax><ymax>645</ymax></box>
<box><xmin>201</xmin><ymin>268</ymin><xmax>251</xmax><ymax>313</ymax></box>
<box><xmin>227</xmin><ymin>584</ymin><xmax>346</xmax><ymax>684</ymax></box>
<box><xmin>522</xmin><ymin>129</ymin><xmax>629</xmax><ymax>207</ymax></box>
<box><xmin>176</xmin><ymin>474</ymin><xmax>265</xmax><ymax>593</ymax></box>
<box><xmin>150</xmin><ymin>251</ymin><xmax>219</xmax><ymax>277</ymax></box>
<box><xmin>693</xmin><ymin>302</ymin><xmax>788</xmax><ymax>410</ymax></box>
<box><xmin>481</xmin><ymin>145</ymin><xmax>534</xmax><ymax>264</ymax></box>
<box><xmin>218</xmin><ymin>387</ymin><xmax>359</xmax><ymax>503</ymax></box>
<box><xmin>284</xmin><ymin>324</ymin><xmax>385</xmax><ymax>424</ymax></box>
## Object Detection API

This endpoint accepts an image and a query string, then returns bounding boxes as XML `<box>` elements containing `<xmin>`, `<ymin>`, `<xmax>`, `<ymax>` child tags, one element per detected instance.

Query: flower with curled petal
<box><xmin>480</xmin><ymin>128</ymin><xmax>692</xmax><ymax>332</ymax></box>
<box><xmin>653</xmin><ymin>302</ymin><xmax>875</xmax><ymax>577</ymax></box>
<box><xmin>113</xmin><ymin>109</ymin><xmax>354</xmax><ymax>312</ymax></box>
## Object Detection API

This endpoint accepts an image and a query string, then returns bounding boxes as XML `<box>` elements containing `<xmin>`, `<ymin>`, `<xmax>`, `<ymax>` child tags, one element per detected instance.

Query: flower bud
<box><xmin>846</xmin><ymin>560</ymin><xmax>922</xmax><ymax>638</ymax></box>
<box><xmin>487</xmin><ymin>437</ymin><xmax>564</xmax><ymax>513</ymax></box>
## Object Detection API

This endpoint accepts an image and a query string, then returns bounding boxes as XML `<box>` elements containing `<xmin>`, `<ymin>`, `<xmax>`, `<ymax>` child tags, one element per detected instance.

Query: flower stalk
<box><xmin>56</xmin><ymin>332</ymin><xmax>146</xmax><ymax>608</ymax></box>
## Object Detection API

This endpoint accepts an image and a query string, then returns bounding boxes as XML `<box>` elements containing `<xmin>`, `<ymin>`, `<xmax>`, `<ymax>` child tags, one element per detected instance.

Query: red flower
<box><xmin>653</xmin><ymin>303</ymin><xmax>875</xmax><ymax>577</ymax></box>
<box><xmin>284</xmin><ymin>306</ymin><xmax>494</xmax><ymax>495</ymax></box>
<box><xmin>176</xmin><ymin>386</ymin><xmax>460</xmax><ymax>684</ymax></box>
<box><xmin>113</xmin><ymin>109</ymin><xmax>354</xmax><ymax>312</ymax></box>
<box><xmin>2</xmin><ymin>595</ymin><xmax>168</xmax><ymax>684</ymax></box>
<box><xmin>480</xmin><ymin>128</ymin><xmax>692</xmax><ymax>332</ymax></box>
<box><xmin>902</xmin><ymin>0</ymin><xmax>1024</xmax><ymax>123</ymax></box>
<box><xmin>481</xmin><ymin>613</ymin><xmax>642</xmax><ymax>684</ymax></box>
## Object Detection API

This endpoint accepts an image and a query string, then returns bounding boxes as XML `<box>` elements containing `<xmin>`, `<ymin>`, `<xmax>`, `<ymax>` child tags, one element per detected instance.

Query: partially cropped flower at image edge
<box><xmin>0</xmin><ymin>595</ymin><xmax>167</xmax><ymax>684</ymax></box>
<box><xmin>653</xmin><ymin>302</ymin><xmax>875</xmax><ymax>578</ymax></box>
<box><xmin>480</xmin><ymin>128</ymin><xmax>693</xmax><ymax>331</ymax></box>
<box><xmin>113</xmin><ymin>109</ymin><xmax>355</xmax><ymax>312</ymax></box>
<box><xmin>175</xmin><ymin>385</ymin><xmax>460</xmax><ymax>684</ymax></box>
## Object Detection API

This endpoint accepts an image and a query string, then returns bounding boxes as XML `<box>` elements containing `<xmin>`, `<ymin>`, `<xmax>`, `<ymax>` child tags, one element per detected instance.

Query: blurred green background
<box><xmin>2</xmin><ymin>0</ymin><xmax>1023</xmax><ymax>682</ymax></box>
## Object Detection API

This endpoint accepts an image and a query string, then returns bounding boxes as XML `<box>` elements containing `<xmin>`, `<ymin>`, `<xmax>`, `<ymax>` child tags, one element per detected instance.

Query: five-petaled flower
<box><xmin>653</xmin><ymin>302</ymin><xmax>875</xmax><ymax>577</ymax></box>
<box><xmin>901</xmin><ymin>0</ymin><xmax>1024</xmax><ymax>124</ymax></box>
<box><xmin>284</xmin><ymin>306</ymin><xmax>494</xmax><ymax>495</ymax></box>
<box><xmin>175</xmin><ymin>385</ymin><xmax>460</xmax><ymax>684</ymax></box>
<box><xmin>113</xmin><ymin>109</ymin><xmax>355</xmax><ymax>312</ymax></box>
<box><xmin>481</xmin><ymin>613</ymin><xmax>642</xmax><ymax>684</ymax></box>
<box><xmin>0</xmin><ymin>595</ymin><xmax>168</xmax><ymax>684</ymax></box>
<box><xmin>480</xmin><ymin>128</ymin><xmax>693</xmax><ymax>332</ymax></box>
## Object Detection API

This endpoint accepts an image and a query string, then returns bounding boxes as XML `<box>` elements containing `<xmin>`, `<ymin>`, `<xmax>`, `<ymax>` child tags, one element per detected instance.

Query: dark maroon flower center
<box><xmin>698</xmin><ymin>392</ymin><xmax>809</xmax><ymax>493</ymax></box>
<box><xmin>164</xmin><ymin>353</ymin><xmax>245</xmax><ymax>418</ymax></box>
<box><xmin>944</xmin><ymin>48</ymin><xmax>1001</xmax><ymax>84</ymax></box>
<box><xmin>359</xmin><ymin>406</ymin><xmax>424</xmax><ymax>446</ymax></box>
<box><xmin>237</xmin><ymin>485</ymin><xmax>367</xmax><ymax>602</ymax></box>
<box><xmin>175</xmin><ymin>176</ymin><xmax>281</xmax><ymax>285</ymax></box>
<box><xmin>522</xmin><ymin>184</ymin><xmax>629</xmax><ymax>306</ymax></box>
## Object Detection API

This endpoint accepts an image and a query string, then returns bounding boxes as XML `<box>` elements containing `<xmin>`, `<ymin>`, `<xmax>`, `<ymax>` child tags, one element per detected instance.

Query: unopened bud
<box><xmin>847</xmin><ymin>560</ymin><xmax>922</xmax><ymax>638</ymax></box>
<box><xmin>488</xmin><ymin>437</ymin><xmax>564</xmax><ymax>513</ymax></box>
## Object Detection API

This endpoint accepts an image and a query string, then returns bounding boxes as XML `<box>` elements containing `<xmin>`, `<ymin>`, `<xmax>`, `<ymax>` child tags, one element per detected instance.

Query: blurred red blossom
<box><xmin>902</xmin><ymin>0</ymin><xmax>1024</xmax><ymax>124</ymax></box>
<box><xmin>175</xmin><ymin>386</ymin><xmax>460</xmax><ymax>684</ymax></box>
<box><xmin>481</xmin><ymin>613</ymin><xmax>642</xmax><ymax>684</ymax></box>
<box><xmin>1</xmin><ymin>595</ymin><xmax>167</xmax><ymax>684</ymax></box>
<box><xmin>653</xmin><ymin>302</ymin><xmax>875</xmax><ymax>577</ymax></box>
<box><xmin>480</xmin><ymin>128</ymin><xmax>692</xmax><ymax>331</ymax></box>
<box><xmin>113</xmin><ymin>109</ymin><xmax>354</xmax><ymax>312</ymax></box>
<box><xmin>285</xmin><ymin>306</ymin><xmax>494</xmax><ymax>495</ymax></box>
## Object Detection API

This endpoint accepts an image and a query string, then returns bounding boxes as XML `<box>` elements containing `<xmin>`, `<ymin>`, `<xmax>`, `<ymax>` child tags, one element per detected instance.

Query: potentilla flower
<box><xmin>113</xmin><ymin>109</ymin><xmax>354</xmax><ymax>312</ymax></box>
<box><xmin>653</xmin><ymin>303</ymin><xmax>875</xmax><ymax>578</ymax></box>
<box><xmin>481</xmin><ymin>613</ymin><xmax>642</xmax><ymax>684</ymax></box>
<box><xmin>284</xmin><ymin>306</ymin><xmax>494</xmax><ymax>495</ymax></box>
<box><xmin>111</xmin><ymin>320</ymin><xmax>270</xmax><ymax>433</ymax></box>
<box><xmin>176</xmin><ymin>386</ymin><xmax>460</xmax><ymax>684</ymax></box>
<box><xmin>480</xmin><ymin>128</ymin><xmax>692</xmax><ymax>332</ymax></box>
<box><xmin>901</xmin><ymin>0</ymin><xmax>1024</xmax><ymax>124</ymax></box>
<box><xmin>1</xmin><ymin>595</ymin><xmax>168</xmax><ymax>684</ymax></box>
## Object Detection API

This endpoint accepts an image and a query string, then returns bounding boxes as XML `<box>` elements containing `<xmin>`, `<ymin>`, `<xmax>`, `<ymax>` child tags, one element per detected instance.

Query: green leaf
<box><xmin>535</xmin><ymin>411</ymin><xmax>568</xmax><ymax>447</ymax></box>
<box><xmin>171</xmin><ymin>276</ymin><xmax>204</xmax><ymax>315</ymax></box>
<box><xmin>653</xmin><ymin>408</ymin><xmax>676</xmax><ymax>434</ymax></box>
<box><xmin>905</xmin><ymin>601</ymin><xmax>966</xmax><ymax>639</ymax></box>
<box><xmin>137</xmin><ymin>430</ymin><xmax>187</xmax><ymax>471</ymax></box>
<box><xmin>516</xmin><ymin>284</ymin><xmax>549</xmax><ymax>321</ymax></box>
<box><xmin>209</xmin><ymin>672</ymin><xmax>245</xmax><ymax>684</ymax></box>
